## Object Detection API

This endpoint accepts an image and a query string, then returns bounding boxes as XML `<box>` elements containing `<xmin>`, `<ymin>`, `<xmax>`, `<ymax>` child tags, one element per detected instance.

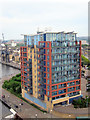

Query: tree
<box><xmin>81</xmin><ymin>55</ymin><xmax>90</xmax><ymax>66</ymax></box>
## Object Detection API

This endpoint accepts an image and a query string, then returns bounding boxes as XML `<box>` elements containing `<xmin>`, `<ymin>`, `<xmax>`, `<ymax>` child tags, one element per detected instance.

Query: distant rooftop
<box><xmin>21</xmin><ymin>31</ymin><xmax>77</xmax><ymax>37</ymax></box>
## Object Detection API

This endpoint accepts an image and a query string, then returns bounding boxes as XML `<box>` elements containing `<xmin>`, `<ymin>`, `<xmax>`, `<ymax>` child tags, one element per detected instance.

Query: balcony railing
<box><xmin>37</xmin><ymin>57</ymin><xmax>44</xmax><ymax>60</ymax></box>
<box><xmin>36</xmin><ymin>45</ymin><xmax>44</xmax><ymax>49</ymax></box>
<box><xmin>38</xmin><ymin>85</ymin><xmax>44</xmax><ymax>89</ymax></box>
<box><xmin>27</xmin><ymin>90</ymin><xmax>33</xmax><ymax>94</ymax></box>
<box><xmin>38</xmin><ymin>91</ymin><xmax>44</xmax><ymax>95</ymax></box>
<box><xmin>38</xmin><ymin>79</ymin><xmax>44</xmax><ymax>84</ymax></box>
<box><xmin>37</xmin><ymin>63</ymin><xmax>43</xmax><ymax>66</ymax></box>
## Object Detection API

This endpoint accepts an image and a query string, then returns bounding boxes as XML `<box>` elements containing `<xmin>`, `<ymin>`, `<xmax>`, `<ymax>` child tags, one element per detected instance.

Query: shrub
<box><xmin>74</xmin><ymin>105</ymin><xmax>78</xmax><ymax>108</ymax></box>
<box><xmin>72</xmin><ymin>100</ymin><xmax>77</xmax><ymax>105</ymax></box>
<box><xmin>16</xmin><ymin>73</ymin><xmax>21</xmax><ymax>77</ymax></box>
<box><xmin>15</xmin><ymin>76</ymin><xmax>21</xmax><ymax>82</ymax></box>
<box><xmin>81</xmin><ymin>55</ymin><xmax>90</xmax><ymax>66</ymax></box>
<box><xmin>16</xmin><ymin>86</ymin><xmax>21</xmax><ymax>94</ymax></box>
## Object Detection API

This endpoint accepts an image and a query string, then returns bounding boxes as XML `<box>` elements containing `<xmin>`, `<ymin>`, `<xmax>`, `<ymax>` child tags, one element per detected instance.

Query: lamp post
<box><xmin>69</xmin><ymin>114</ymin><xmax>71</xmax><ymax>117</ymax></box>
<box><xmin>86</xmin><ymin>96</ymin><xmax>89</xmax><ymax>107</ymax></box>
<box><xmin>8</xmin><ymin>96</ymin><xmax>9</xmax><ymax>102</ymax></box>
<box><xmin>35</xmin><ymin>113</ymin><xmax>37</xmax><ymax>119</ymax></box>
<box><xmin>19</xmin><ymin>104</ymin><xmax>21</xmax><ymax>112</ymax></box>
<box><xmin>50</xmin><ymin>109</ymin><xmax>52</xmax><ymax>118</ymax></box>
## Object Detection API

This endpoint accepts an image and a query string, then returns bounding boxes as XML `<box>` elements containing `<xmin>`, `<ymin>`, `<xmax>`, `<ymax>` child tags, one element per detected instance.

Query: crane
<box><xmin>1</xmin><ymin>33</ymin><xmax>9</xmax><ymax>62</ymax></box>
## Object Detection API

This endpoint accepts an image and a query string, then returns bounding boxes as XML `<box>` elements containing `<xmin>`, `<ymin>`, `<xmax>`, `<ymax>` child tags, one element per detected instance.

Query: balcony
<box><xmin>37</xmin><ymin>68</ymin><xmax>43</xmax><ymax>72</ymax></box>
<box><xmin>38</xmin><ymin>85</ymin><xmax>44</xmax><ymax>89</ymax></box>
<box><xmin>37</xmin><ymin>51</ymin><xmax>44</xmax><ymax>55</ymax></box>
<box><xmin>37</xmin><ymin>63</ymin><xmax>43</xmax><ymax>66</ymax></box>
<box><xmin>26</xmin><ymin>61</ymin><xmax>30</xmax><ymax>64</ymax></box>
<box><xmin>28</xmin><ymin>45</ymin><xmax>34</xmax><ymax>48</ymax></box>
<box><xmin>37</xmin><ymin>57</ymin><xmax>44</xmax><ymax>60</ymax></box>
<box><xmin>52</xmin><ymin>64</ymin><xmax>60</xmax><ymax>68</ymax></box>
<box><xmin>68</xmin><ymin>89</ymin><xmax>75</xmax><ymax>92</ymax></box>
<box><xmin>38</xmin><ymin>91</ymin><xmax>44</xmax><ymax>95</ymax></box>
<box><xmin>26</xmin><ymin>75</ymin><xmax>32</xmax><ymax>79</ymax></box>
<box><xmin>37</xmin><ymin>74</ymin><xmax>43</xmax><ymax>78</ymax></box>
<box><xmin>38</xmin><ymin>96</ymin><xmax>44</xmax><ymax>100</ymax></box>
<box><xmin>26</xmin><ymin>66</ymin><xmax>30</xmax><ymax>69</ymax></box>
<box><xmin>52</xmin><ymin>59</ymin><xmax>60</xmax><ymax>62</ymax></box>
<box><xmin>38</xmin><ymin>79</ymin><xmax>44</xmax><ymax>84</ymax></box>
<box><xmin>27</xmin><ymin>80</ymin><xmax>32</xmax><ymax>84</ymax></box>
<box><xmin>27</xmin><ymin>90</ymin><xmax>33</xmax><ymax>94</ymax></box>
<box><xmin>36</xmin><ymin>45</ymin><xmax>44</xmax><ymax>49</ymax></box>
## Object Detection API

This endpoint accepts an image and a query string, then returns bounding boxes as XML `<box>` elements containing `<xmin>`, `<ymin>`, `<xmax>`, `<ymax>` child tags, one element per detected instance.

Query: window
<box><xmin>23</xmin><ymin>48</ymin><xmax>27</xmax><ymax>52</ymax></box>
<box><xmin>47</xmin><ymin>56</ymin><xmax>49</xmax><ymax>60</ymax></box>
<box><xmin>44</xmin><ymin>85</ymin><xmax>46</xmax><ymax>88</ymax></box>
<box><xmin>52</xmin><ymin>85</ymin><xmax>57</xmax><ymax>90</ymax></box>
<box><xmin>47</xmin><ymin>49</ymin><xmax>49</xmax><ymax>54</ymax></box>
<box><xmin>44</xmin><ymin>61</ymin><xmax>46</xmax><ymax>66</ymax></box>
<box><xmin>47</xmin><ymin>91</ymin><xmax>49</xmax><ymax>96</ymax></box>
<box><xmin>47</xmin><ymin>43</ymin><xmax>49</xmax><ymax>48</ymax></box>
<box><xmin>76</xmin><ymin>86</ymin><xmax>80</xmax><ymax>90</ymax></box>
<box><xmin>44</xmin><ymin>67</ymin><xmax>46</xmax><ymax>71</ymax></box>
<box><xmin>47</xmin><ymin>62</ymin><xmax>49</xmax><ymax>66</ymax></box>
<box><xmin>47</xmin><ymin>68</ymin><xmax>49</xmax><ymax>72</ymax></box>
<box><xmin>23</xmin><ymin>53</ymin><xmax>27</xmax><ymax>57</ymax></box>
<box><xmin>47</xmin><ymin>80</ymin><xmax>49</xmax><ymax>84</ymax></box>
<box><xmin>44</xmin><ymin>73</ymin><xmax>46</xmax><ymax>77</ymax></box>
<box><xmin>44</xmin><ymin>55</ymin><xmax>46</xmax><ymax>60</ymax></box>
<box><xmin>47</xmin><ymin>74</ymin><xmax>49</xmax><ymax>78</ymax></box>
<box><xmin>47</xmin><ymin>86</ymin><xmax>50</xmax><ymax>90</ymax></box>
<box><xmin>48</xmin><ymin>97</ymin><xmax>49</xmax><ymax>101</ymax></box>
<box><xmin>22</xmin><ymin>81</ymin><xmax>23</xmax><ymax>84</ymax></box>
<box><xmin>52</xmin><ymin>91</ymin><xmax>57</xmax><ymax>96</ymax></box>
<box><xmin>44</xmin><ymin>79</ymin><xmax>46</xmax><ymax>83</ymax></box>
<box><xmin>44</xmin><ymin>49</ymin><xmax>46</xmax><ymax>54</ymax></box>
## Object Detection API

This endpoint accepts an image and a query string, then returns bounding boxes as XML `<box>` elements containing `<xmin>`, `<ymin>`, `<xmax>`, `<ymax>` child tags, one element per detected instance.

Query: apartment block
<box><xmin>20</xmin><ymin>31</ymin><xmax>82</xmax><ymax>111</ymax></box>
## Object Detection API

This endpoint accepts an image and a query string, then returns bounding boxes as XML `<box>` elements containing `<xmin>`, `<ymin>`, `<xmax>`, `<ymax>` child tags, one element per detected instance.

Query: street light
<box><xmin>50</xmin><ymin>109</ymin><xmax>52</xmax><ymax>118</ymax></box>
<box><xmin>35</xmin><ymin>113</ymin><xmax>37</xmax><ymax>119</ymax></box>
<box><xmin>19</xmin><ymin>104</ymin><xmax>21</xmax><ymax>112</ymax></box>
<box><xmin>86</xmin><ymin>96</ymin><xmax>89</xmax><ymax>107</ymax></box>
<box><xmin>8</xmin><ymin>96</ymin><xmax>9</xmax><ymax>102</ymax></box>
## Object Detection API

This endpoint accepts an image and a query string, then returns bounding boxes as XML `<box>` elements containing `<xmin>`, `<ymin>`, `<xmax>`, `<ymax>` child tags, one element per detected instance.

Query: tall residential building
<box><xmin>20</xmin><ymin>31</ymin><xmax>82</xmax><ymax>111</ymax></box>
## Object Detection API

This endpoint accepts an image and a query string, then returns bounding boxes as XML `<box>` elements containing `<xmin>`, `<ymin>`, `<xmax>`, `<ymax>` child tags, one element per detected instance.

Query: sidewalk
<box><xmin>1</xmin><ymin>89</ymin><xmax>58</xmax><ymax>118</ymax></box>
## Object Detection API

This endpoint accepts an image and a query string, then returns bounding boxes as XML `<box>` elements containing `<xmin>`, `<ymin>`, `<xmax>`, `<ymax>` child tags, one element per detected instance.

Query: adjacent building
<box><xmin>20</xmin><ymin>31</ymin><xmax>82</xmax><ymax>111</ymax></box>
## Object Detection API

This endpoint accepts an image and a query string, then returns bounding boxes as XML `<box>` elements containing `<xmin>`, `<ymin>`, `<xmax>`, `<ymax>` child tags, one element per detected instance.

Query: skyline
<box><xmin>0</xmin><ymin>0</ymin><xmax>88</xmax><ymax>40</ymax></box>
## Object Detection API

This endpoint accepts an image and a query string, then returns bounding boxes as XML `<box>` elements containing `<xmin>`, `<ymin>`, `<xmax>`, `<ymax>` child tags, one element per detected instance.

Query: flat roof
<box><xmin>21</xmin><ymin>31</ymin><xmax>77</xmax><ymax>37</ymax></box>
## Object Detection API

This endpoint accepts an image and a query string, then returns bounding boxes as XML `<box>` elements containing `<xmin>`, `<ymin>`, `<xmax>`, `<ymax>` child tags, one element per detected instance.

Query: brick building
<box><xmin>20</xmin><ymin>31</ymin><xmax>82</xmax><ymax>111</ymax></box>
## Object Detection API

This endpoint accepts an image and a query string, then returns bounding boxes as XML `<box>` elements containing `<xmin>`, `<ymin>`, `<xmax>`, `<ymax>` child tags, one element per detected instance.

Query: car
<box><xmin>14</xmin><ymin>105</ymin><xmax>18</xmax><ymax>108</ymax></box>
<box><xmin>2</xmin><ymin>95</ymin><xmax>5</xmax><ymax>98</ymax></box>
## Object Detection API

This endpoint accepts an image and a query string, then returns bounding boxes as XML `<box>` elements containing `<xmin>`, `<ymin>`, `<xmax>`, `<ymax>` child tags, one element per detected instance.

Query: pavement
<box><xmin>1</xmin><ymin>89</ymin><xmax>59</xmax><ymax>119</ymax></box>
<box><xmin>1</xmin><ymin>69</ymin><xmax>90</xmax><ymax>119</ymax></box>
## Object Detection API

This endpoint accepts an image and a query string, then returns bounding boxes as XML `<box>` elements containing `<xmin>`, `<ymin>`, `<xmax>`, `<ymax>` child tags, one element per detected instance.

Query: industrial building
<box><xmin>20</xmin><ymin>31</ymin><xmax>81</xmax><ymax>111</ymax></box>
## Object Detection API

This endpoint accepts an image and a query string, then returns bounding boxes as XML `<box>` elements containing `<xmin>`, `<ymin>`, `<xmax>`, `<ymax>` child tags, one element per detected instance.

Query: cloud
<box><xmin>0</xmin><ymin>0</ymin><xmax>88</xmax><ymax>39</ymax></box>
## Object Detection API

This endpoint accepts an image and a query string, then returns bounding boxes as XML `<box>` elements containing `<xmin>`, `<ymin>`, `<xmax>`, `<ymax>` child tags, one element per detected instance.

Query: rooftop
<box><xmin>21</xmin><ymin>31</ymin><xmax>77</xmax><ymax>37</ymax></box>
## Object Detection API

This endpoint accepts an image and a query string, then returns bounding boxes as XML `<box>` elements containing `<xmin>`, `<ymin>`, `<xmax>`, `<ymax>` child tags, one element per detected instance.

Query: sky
<box><xmin>0</xmin><ymin>0</ymin><xmax>89</xmax><ymax>40</ymax></box>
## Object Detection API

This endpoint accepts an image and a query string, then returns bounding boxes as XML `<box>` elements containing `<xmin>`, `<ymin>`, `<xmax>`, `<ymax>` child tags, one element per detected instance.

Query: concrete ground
<box><xmin>1</xmin><ymin>69</ymin><xmax>90</xmax><ymax>119</ymax></box>
<box><xmin>1</xmin><ymin>89</ymin><xmax>59</xmax><ymax>118</ymax></box>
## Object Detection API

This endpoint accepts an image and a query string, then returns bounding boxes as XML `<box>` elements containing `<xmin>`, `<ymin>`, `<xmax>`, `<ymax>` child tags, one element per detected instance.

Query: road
<box><xmin>1</xmin><ymin>89</ymin><xmax>59</xmax><ymax>119</ymax></box>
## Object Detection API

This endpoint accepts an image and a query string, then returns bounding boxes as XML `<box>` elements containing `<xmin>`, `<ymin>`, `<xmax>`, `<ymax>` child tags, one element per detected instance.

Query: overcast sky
<box><xmin>0</xmin><ymin>0</ymin><xmax>89</xmax><ymax>40</ymax></box>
